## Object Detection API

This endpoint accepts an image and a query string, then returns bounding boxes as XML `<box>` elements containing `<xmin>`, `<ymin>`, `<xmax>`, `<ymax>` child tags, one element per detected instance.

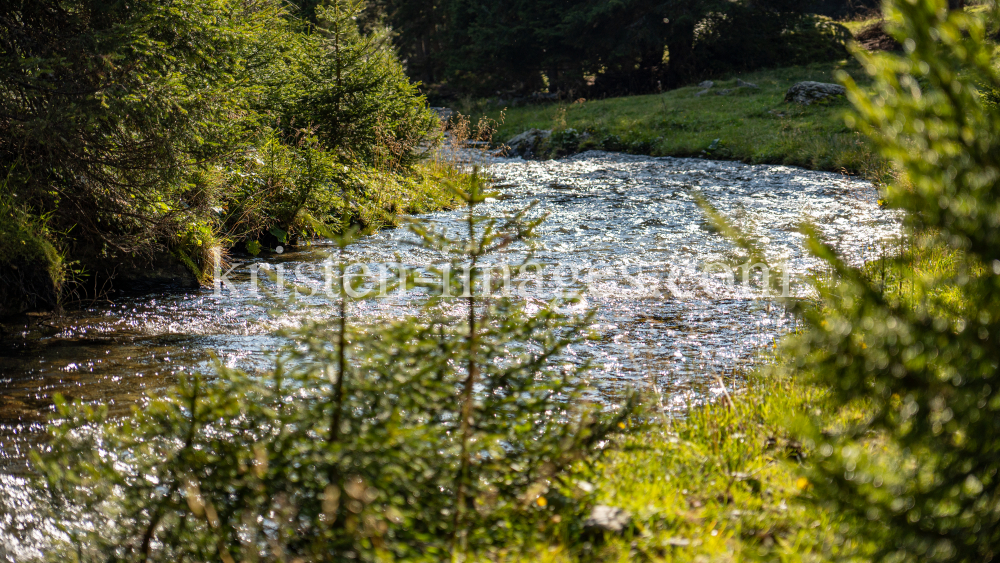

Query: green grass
<box><xmin>458</xmin><ymin>61</ymin><xmax>885</xmax><ymax>174</ymax></box>
<box><xmin>475</xmin><ymin>360</ymin><xmax>864</xmax><ymax>562</ymax></box>
<box><xmin>552</xmin><ymin>367</ymin><xmax>858</xmax><ymax>562</ymax></box>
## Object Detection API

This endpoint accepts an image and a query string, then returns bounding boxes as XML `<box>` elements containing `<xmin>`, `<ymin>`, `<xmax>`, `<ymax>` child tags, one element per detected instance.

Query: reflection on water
<box><xmin>0</xmin><ymin>151</ymin><xmax>899</xmax><ymax>558</ymax></box>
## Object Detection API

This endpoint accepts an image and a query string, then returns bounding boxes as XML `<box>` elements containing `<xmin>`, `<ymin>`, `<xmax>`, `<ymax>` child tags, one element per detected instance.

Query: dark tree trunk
<box><xmin>638</xmin><ymin>48</ymin><xmax>666</xmax><ymax>93</ymax></box>
<box><xmin>665</xmin><ymin>23</ymin><xmax>697</xmax><ymax>88</ymax></box>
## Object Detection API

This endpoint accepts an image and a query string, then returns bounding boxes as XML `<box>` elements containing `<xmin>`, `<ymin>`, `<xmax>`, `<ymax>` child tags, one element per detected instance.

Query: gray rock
<box><xmin>697</xmin><ymin>80</ymin><xmax>714</xmax><ymax>89</ymax></box>
<box><xmin>504</xmin><ymin>128</ymin><xmax>551</xmax><ymax>158</ymax></box>
<box><xmin>784</xmin><ymin>81</ymin><xmax>846</xmax><ymax>105</ymax></box>
<box><xmin>736</xmin><ymin>79</ymin><xmax>759</xmax><ymax>89</ymax></box>
<box><xmin>695</xmin><ymin>89</ymin><xmax>712</xmax><ymax>97</ymax></box>
<box><xmin>716</xmin><ymin>89</ymin><xmax>734</xmax><ymax>96</ymax></box>
<box><xmin>583</xmin><ymin>505</ymin><xmax>631</xmax><ymax>534</ymax></box>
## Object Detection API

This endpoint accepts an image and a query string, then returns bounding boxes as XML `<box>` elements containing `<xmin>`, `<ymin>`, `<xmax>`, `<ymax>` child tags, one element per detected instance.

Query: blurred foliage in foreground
<box><xmin>25</xmin><ymin>172</ymin><xmax>631</xmax><ymax>562</ymax></box>
<box><xmin>781</xmin><ymin>0</ymin><xmax>1000</xmax><ymax>560</ymax></box>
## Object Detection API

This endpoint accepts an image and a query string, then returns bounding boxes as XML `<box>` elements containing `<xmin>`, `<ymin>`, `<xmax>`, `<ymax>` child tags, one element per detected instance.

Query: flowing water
<box><xmin>0</xmin><ymin>150</ymin><xmax>901</xmax><ymax>558</ymax></box>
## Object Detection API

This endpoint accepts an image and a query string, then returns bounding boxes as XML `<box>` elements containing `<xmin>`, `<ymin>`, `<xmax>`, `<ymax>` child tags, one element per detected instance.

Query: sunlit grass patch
<box><xmin>491</xmin><ymin>361</ymin><xmax>867</xmax><ymax>562</ymax></box>
<box><xmin>462</xmin><ymin>61</ymin><xmax>879</xmax><ymax>173</ymax></box>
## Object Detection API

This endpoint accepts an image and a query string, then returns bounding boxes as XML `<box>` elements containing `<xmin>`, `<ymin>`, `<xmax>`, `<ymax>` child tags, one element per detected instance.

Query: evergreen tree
<box><xmin>369</xmin><ymin>0</ymin><xmax>847</xmax><ymax>97</ymax></box>
<box><xmin>0</xmin><ymin>0</ymin><xmax>438</xmax><ymax>311</ymax></box>
<box><xmin>27</xmin><ymin>171</ymin><xmax>630</xmax><ymax>561</ymax></box>
<box><xmin>0</xmin><ymin>0</ymin><xmax>290</xmax><ymax>297</ymax></box>
<box><xmin>784</xmin><ymin>1</ymin><xmax>1000</xmax><ymax>560</ymax></box>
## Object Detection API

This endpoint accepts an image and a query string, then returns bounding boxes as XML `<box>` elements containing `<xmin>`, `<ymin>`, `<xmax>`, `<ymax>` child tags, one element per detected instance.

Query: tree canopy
<box><xmin>362</xmin><ymin>0</ymin><xmax>849</xmax><ymax>97</ymax></box>
<box><xmin>0</xmin><ymin>0</ymin><xmax>437</xmax><ymax>312</ymax></box>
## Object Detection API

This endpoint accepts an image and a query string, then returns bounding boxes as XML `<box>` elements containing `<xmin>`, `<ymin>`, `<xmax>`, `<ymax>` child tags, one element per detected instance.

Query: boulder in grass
<box><xmin>504</xmin><ymin>128</ymin><xmax>551</xmax><ymax>158</ymax></box>
<box><xmin>784</xmin><ymin>81</ymin><xmax>846</xmax><ymax>105</ymax></box>
<box><xmin>583</xmin><ymin>505</ymin><xmax>632</xmax><ymax>535</ymax></box>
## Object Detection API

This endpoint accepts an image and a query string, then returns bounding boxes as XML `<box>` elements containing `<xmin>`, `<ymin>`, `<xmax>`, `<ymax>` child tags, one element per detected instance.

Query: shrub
<box><xmin>27</xmin><ymin>171</ymin><xmax>630</xmax><ymax>562</ymax></box>
<box><xmin>600</xmin><ymin>134</ymin><xmax>624</xmax><ymax>152</ymax></box>
<box><xmin>778</xmin><ymin>2</ymin><xmax>1000</xmax><ymax>560</ymax></box>
<box><xmin>549</xmin><ymin>127</ymin><xmax>581</xmax><ymax>155</ymax></box>
<box><xmin>0</xmin><ymin>0</ymin><xmax>439</xmax><ymax>310</ymax></box>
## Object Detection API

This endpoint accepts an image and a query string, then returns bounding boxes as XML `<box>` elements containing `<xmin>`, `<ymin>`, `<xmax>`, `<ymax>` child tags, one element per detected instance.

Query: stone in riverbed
<box><xmin>784</xmin><ymin>81</ymin><xmax>846</xmax><ymax>105</ymax></box>
<box><xmin>504</xmin><ymin>128</ymin><xmax>551</xmax><ymax>159</ymax></box>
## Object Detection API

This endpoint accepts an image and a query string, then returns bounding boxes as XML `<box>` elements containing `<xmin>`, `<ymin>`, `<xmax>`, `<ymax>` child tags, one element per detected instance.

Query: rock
<box><xmin>716</xmin><ymin>89</ymin><xmax>734</xmax><ymax>96</ymax></box>
<box><xmin>697</xmin><ymin>80</ymin><xmax>714</xmax><ymax>89</ymax></box>
<box><xmin>0</xmin><ymin>258</ymin><xmax>60</xmax><ymax>317</ymax></box>
<box><xmin>583</xmin><ymin>505</ymin><xmax>632</xmax><ymax>534</ymax></box>
<box><xmin>784</xmin><ymin>81</ymin><xmax>846</xmax><ymax>105</ymax></box>
<box><xmin>736</xmin><ymin>79</ymin><xmax>759</xmax><ymax>89</ymax></box>
<box><xmin>504</xmin><ymin>128</ymin><xmax>551</xmax><ymax>159</ymax></box>
<box><xmin>695</xmin><ymin>89</ymin><xmax>711</xmax><ymax>97</ymax></box>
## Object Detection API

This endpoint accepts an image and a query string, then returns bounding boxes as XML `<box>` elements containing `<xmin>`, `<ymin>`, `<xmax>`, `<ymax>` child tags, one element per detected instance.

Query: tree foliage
<box><xmin>362</xmin><ymin>0</ymin><xmax>848</xmax><ymax>97</ymax></box>
<box><xmin>0</xmin><ymin>0</ymin><xmax>437</xmax><ymax>311</ymax></box>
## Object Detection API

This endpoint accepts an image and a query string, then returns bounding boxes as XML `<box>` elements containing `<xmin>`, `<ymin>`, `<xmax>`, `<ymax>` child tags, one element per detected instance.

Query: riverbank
<box><xmin>0</xmin><ymin>1</ymin><xmax>449</xmax><ymax>319</ymax></box>
<box><xmin>0</xmin><ymin>155</ymin><xmax>467</xmax><ymax>318</ymax></box>
<box><xmin>457</xmin><ymin>61</ymin><xmax>882</xmax><ymax>176</ymax></box>
<box><xmin>503</xmin><ymin>240</ymin><xmax>960</xmax><ymax>562</ymax></box>
<box><xmin>576</xmin><ymin>366</ymin><xmax>852</xmax><ymax>561</ymax></box>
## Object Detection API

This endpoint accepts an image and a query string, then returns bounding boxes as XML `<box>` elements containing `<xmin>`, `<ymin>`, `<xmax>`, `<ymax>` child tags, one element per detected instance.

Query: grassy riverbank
<box><xmin>458</xmin><ymin>61</ymin><xmax>880</xmax><ymax>174</ymax></box>
<box><xmin>507</xmin><ymin>239</ymin><xmax>967</xmax><ymax>562</ymax></box>
<box><xmin>489</xmin><ymin>362</ymin><xmax>862</xmax><ymax>562</ymax></box>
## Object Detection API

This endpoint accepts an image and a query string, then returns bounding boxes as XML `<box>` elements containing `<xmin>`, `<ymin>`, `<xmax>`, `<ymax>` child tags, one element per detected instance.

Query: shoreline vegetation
<box><xmin>476</xmin><ymin>61</ymin><xmax>881</xmax><ymax>175</ymax></box>
<box><xmin>0</xmin><ymin>0</ymin><xmax>468</xmax><ymax>318</ymax></box>
<box><xmin>441</xmin><ymin>12</ymin><xmax>906</xmax><ymax>178</ymax></box>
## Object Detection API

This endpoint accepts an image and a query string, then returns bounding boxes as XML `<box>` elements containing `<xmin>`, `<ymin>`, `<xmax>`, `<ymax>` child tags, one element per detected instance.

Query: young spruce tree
<box><xmin>782</xmin><ymin>1</ymin><xmax>1000</xmax><ymax>560</ymax></box>
<box><xmin>27</xmin><ymin>169</ymin><xmax>628</xmax><ymax>562</ymax></box>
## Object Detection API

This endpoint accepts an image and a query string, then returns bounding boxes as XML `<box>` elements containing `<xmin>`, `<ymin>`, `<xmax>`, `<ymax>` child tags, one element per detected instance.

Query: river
<box><xmin>0</xmin><ymin>150</ymin><xmax>900</xmax><ymax>559</ymax></box>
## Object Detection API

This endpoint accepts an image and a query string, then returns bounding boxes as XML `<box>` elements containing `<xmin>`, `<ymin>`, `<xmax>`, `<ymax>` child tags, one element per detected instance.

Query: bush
<box><xmin>777</xmin><ymin>2</ymin><xmax>1000</xmax><ymax>560</ymax></box>
<box><xmin>0</xmin><ymin>188</ymin><xmax>65</xmax><ymax>314</ymax></box>
<box><xmin>27</xmin><ymin>171</ymin><xmax>631</xmax><ymax>562</ymax></box>
<box><xmin>600</xmin><ymin>134</ymin><xmax>624</xmax><ymax>152</ymax></box>
<box><xmin>548</xmin><ymin>128</ymin><xmax>581</xmax><ymax>155</ymax></box>
<box><xmin>0</xmin><ymin>0</ymin><xmax>439</xmax><ymax>310</ymax></box>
